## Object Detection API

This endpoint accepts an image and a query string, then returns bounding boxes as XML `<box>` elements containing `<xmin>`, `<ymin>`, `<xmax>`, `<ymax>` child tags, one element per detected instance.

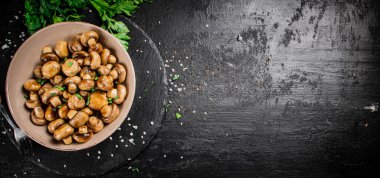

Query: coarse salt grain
<box><xmin>111</xmin><ymin>154</ymin><xmax>114</xmax><ymax>157</ymax></box>
<box><xmin>127</xmin><ymin>117</ymin><xmax>131</xmax><ymax>121</ymax></box>
<box><xmin>87</xmin><ymin>153</ymin><xmax>90</xmax><ymax>156</ymax></box>
<box><xmin>142</xmin><ymin>141</ymin><xmax>145</xmax><ymax>144</ymax></box>
<box><xmin>132</xmin><ymin>125</ymin><xmax>138</xmax><ymax>129</ymax></box>
<box><xmin>146</xmin><ymin>71</ymin><xmax>150</xmax><ymax>74</ymax></box>
<box><xmin>143</xmin><ymin>131</ymin><xmax>146</xmax><ymax>135</ymax></box>
<box><xmin>129</xmin><ymin>139</ymin><xmax>135</xmax><ymax>145</ymax></box>
<box><xmin>115</xmin><ymin>145</ymin><xmax>119</xmax><ymax>148</ymax></box>
<box><xmin>121</xmin><ymin>139</ymin><xmax>124</xmax><ymax>142</ymax></box>
<box><xmin>98</xmin><ymin>150</ymin><xmax>101</xmax><ymax>154</ymax></box>
<box><xmin>97</xmin><ymin>156</ymin><xmax>101</xmax><ymax>159</ymax></box>
<box><xmin>63</xmin><ymin>164</ymin><xmax>66</xmax><ymax>168</ymax></box>
<box><xmin>164</xmin><ymin>154</ymin><xmax>166</xmax><ymax>158</ymax></box>
<box><xmin>177</xmin><ymin>88</ymin><xmax>182</xmax><ymax>92</ymax></box>
<box><xmin>150</xmin><ymin>121</ymin><xmax>154</xmax><ymax>125</ymax></box>
<box><xmin>1</xmin><ymin>44</ymin><xmax>9</xmax><ymax>49</ymax></box>
<box><xmin>130</xmin><ymin>132</ymin><xmax>133</xmax><ymax>136</ymax></box>
<box><xmin>183</xmin><ymin>67</ymin><xmax>188</xmax><ymax>71</ymax></box>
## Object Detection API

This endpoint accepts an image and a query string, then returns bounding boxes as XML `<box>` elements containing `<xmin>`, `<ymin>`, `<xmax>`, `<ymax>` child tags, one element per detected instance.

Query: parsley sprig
<box><xmin>25</xmin><ymin>0</ymin><xmax>149</xmax><ymax>50</ymax></box>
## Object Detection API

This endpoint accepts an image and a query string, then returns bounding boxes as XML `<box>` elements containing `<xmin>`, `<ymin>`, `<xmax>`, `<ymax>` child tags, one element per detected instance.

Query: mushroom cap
<box><xmin>72</xmin><ymin>51</ymin><xmax>89</xmax><ymax>60</ymax></box>
<box><xmin>113</xmin><ymin>64</ymin><xmax>126</xmax><ymax>83</ymax></box>
<box><xmin>96</xmin><ymin>75</ymin><xmax>114</xmax><ymax>91</ymax></box>
<box><xmin>53</xmin><ymin>124</ymin><xmax>74</xmax><ymax>141</ymax></box>
<box><xmin>31</xmin><ymin>110</ymin><xmax>47</xmax><ymax>126</ymax></box>
<box><xmin>67</xmin><ymin>94</ymin><xmax>85</xmax><ymax>110</ymax></box>
<box><xmin>73</xmin><ymin>130</ymin><xmax>93</xmax><ymax>143</ymax></box>
<box><xmin>80</xmin><ymin>31</ymin><xmax>99</xmax><ymax>47</ymax></box>
<box><xmin>78</xmin><ymin>79</ymin><xmax>95</xmax><ymax>91</ymax></box>
<box><xmin>54</xmin><ymin>41</ymin><xmax>69</xmax><ymax>58</ymax></box>
<box><xmin>69</xmin><ymin>111</ymin><xmax>89</xmax><ymax>128</ymax></box>
<box><xmin>40</xmin><ymin>52</ymin><xmax>59</xmax><ymax>63</ymax></box>
<box><xmin>23</xmin><ymin>79</ymin><xmax>41</xmax><ymax>91</ymax></box>
<box><xmin>88</xmin><ymin>92</ymin><xmax>108</xmax><ymax>110</ymax></box>
<box><xmin>68</xmin><ymin>35</ymin><xmax>83</xmax><ymax>53</ymax></box>
<box><xmin>62</xmin><ymin>59</ymin><xmax>80</xmax><ymax>77</ymax></box>
<box><xmin>101</xmin><ymin>103</ymin><xmax>120</xmax><ymax>124</ymax></box>
<box><xmin>113</xmin><ymin>84</ymin><xmax>127</xmax><ymax>104</ymax></box>
<box><xmin>41</xmin><ymin>61</ymin><xmax>60</xmax><ymax>79</ymax></box>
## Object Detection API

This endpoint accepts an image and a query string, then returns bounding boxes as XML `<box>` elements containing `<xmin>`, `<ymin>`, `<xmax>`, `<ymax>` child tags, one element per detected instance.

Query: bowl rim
<box><xmin>5</xmin><ymin>22</ymin><xmax>136</xmax><ymax>151</ymax></box>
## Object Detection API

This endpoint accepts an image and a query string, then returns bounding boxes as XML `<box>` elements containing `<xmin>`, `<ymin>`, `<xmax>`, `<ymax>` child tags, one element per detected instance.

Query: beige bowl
<box><xmin>6</xmin><ymin>22</ymin><xmax>136</xmax><ymax>151</ymax></box>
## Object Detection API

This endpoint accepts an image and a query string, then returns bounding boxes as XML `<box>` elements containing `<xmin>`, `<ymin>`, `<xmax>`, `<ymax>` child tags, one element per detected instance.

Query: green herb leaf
<box><xmin>24</xmin><ymin>94</ymin><xmax>29</xmax><ymax>99</ymax></box>
<box><xmin>75</xmin><ymin>93</ymin><xmax>83</xmax><ymax>99</ymax></box>
<box><xmin>114</xmin><ymin>96</ymin><xmax>119</xmax><ymax>100</ymax></box>
<box><xmin>172</xmin><ymin>75</ymin><xmax>180</xmax><ymax>81</ymax></box>
<box><xmin>50</xmin><ymin>93</ymin><xmax>57</xmax><ymax>97</ymax></box>
<box><xmin>57</xmin><ymin>105</ymin><xmax>63</xmax><ymax>109</ymax></box>
<box><xmin>91</xmin><ymin>87</ymin><xmax>96</xmax><ymax>93</ymax></box>
<box><xmin>164</xmin><ymin>104</ymin><xmax>171</xmax><ymax>112</ymax></box>
<box><xmin>86</xmin><ymin>95</ymin><xmax>91</xmax><ymax>106</ymax></box>
<box><xmin>37</xmin><ymin>78</ymin><xmax>47</xmax><ymax>85</ymax></box>
<box><xmin>68</xmin><ymin>61</ymin><xmax>73</xmax><ymax>67</ymax></box>
<box><xmin>94</xmin><ymin>76</ymin><xmax>99</xmax><ymax>81</ymax></box>
<box><xmin>54</xmin><ymin>85</ymin><xmax>65</xmax><ymax>91</ymax></box>
<box><xmin>108</xmin><ymin>97</ymin><xmax>113</xmax><ymax>104</ymax></box>
<box><xmin>62</xmin><ymin>98</ymin><xmax>67</xmax><ymax>103</ymax></box>
<box><xmin>175</xmin><ymin>112</ymin><xmax>182</xmax><ymax>119</ymax></box>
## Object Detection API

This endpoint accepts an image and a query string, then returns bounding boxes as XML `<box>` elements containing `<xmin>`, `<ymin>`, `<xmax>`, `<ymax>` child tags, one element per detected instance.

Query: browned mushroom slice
<box><xmin>26</xmin><ymin>100</ymin><xmax>41</xmax><ymax>109</ymax></box>
<box><xmin>88</xmin><ymin>92</ymin><xmax>108</xmax><ymax>110</ymax></box>
<box><xmin>23</xmin><ymin>79</ymin><xmax>41</xmax><ymax>91</ymax></box>
<box><xmin>45</xmin><ymin>105</ymin><xmax>59</xmax><ymax>122</ymax></box>
<box><xmin>96</xmin><ymin>75</ymin><xmax>114</xmax><ymax>91</ymax></box>
<box><xmin>87</xmin><ymin>116</ymin><xmax>104</xmax><ymax>133</ymax></box>
<box><xmin>49</xmin><ymin>95</ymin><xmax>62</xmax><ymax>108</ymax></box>
<box><xmin>90</xmin><ymin>51</ymin><xmax>101</xmax><ymax>70</ymax></box>
<box><xmin>78</xmin><ymin>79</ymin><xmax>95</xmax><ymax>91</ymax></box>
<box><xmin>62</xmin><ymin>90</ymin><xmax>72</xmax><ymax>99</ymax></box>
<box><xmin>34</xmin><ymin>65</ymin><xmax>43</xmax><ymax>79</ymax></box>
<box><xmin>63</xmin><ymin>76</ymin><xmax>81</xmax><ymax>85</ymax></box>
<box><xmin>58</xmin><ymin>104</ymin><xmax>69</xmax><ymax>119</ymax></box>
<box><xmin>101</xmin><ymin>103</ymin><xmax>119</xmax><ymax>124</ymax></box>
<box><xmin>79</xmin><ymin>67</ymin><xmax>96</xmax><ymax>79</ymax></box>
<box><xmin>68</xmin><ymin>35</ymin><xmax>83</xmax><ymax>53</ymax></box>
<box><xmin>69</xmin><ymin>111</ymin><xmax>89</xmax><ymax>128</ymax></box>
<box><xmin>41</xmin><ymin>61</ymin><xmax>60</xmax><ymax>79</ymax></box>
<box><xmin>48</xmin><ymin>118</ymin><xmax>65</xmax><ymax>133</ymax></box>
<box><xmin>54</xmin><ymin>41</ymin><xmax>69</xmax><ymax>58</ymax></box>
<box><xmin>113</xmin><ymin>64</ymin><xmax>126</xmax><ymax>83</ymax></box>
<box><xmin>72</xmin><ymin>51</ymin><xmax>89</xmax><ymax>60</ymax></box>
<box><xmin>54</xmin><ymin>124</ymin><xmax>74</xmax><ymax>141</ymax></box>
<box><xmin>42</xmin><ymin>46</ymin><xmax>53</xmax><ymax>54</ymax></box>
<box><xmin>62</xmin><ymin>59</ymin><xmax>80</xmax><ymax>77</ymax></box>
<box><xmin>62</xmin><ymin>135</ymin><xmax>73</xmax><ymax>145</ymax></box>
<box><xmin>78</xmin><ymin>125</ymin><xmax>88</xmax><ymax>134</ymax></box>
<box><xmin>41</xmin><ymin>88</ymin><xmax>62</xmax><ymax>104</ymax></box>
<box><xmin>81</xmin><ymin>107</ymin><xmax>94</xmax><ymax>115</ymax></box>
<box><xmin>40</xmin><ymin>52</ymin><xmax>59</xmax><ymax>63</ymax></box>
<box><xmin>29</xmin><ymin>92</ymin><xmax>39</xmax><ymax>101</ymax></box>
<box><xmin>106</xmin><ymin>88</ymin><xmax>117</xmax><ymax>98</ymax></box>
<box><xmin>113</xmin><ymin>84</ymin><xmax>127</xmax><ymax>104</ymax></box>
<box><xmin>31</xmin><ymin>110</ymin><xmax>47</xmax><ymax>126</ymax></box>
<box><xmin>97</xmin><ymin>65</ymin><xmax>110</xmax><ymax>76</ymax></box>
<box><xmin>51</xmin><ymin>75</ymin><xmax>63</xmax><ymax>85</ymax></box>
<box><xmin>108</xmin><ymin>55</ymin><xmax>117</xmax><ymax>64</ymax></box>
<box><xmin>101</xmin><ymin>48</ymin><xmax>110</xmax><ymax>65</ymax></box>
<box><xmin>67</xmin><ymin>83</ymin><xmax>78</xmax><ymax>94</ymax></box>
<box><xmin>73</xmin><ymin>130</ymin><xmax>93</xmax><ymax>143</ymax></box>
<box><xmin>80</xmin><ymin>31</ymin><xmax>98</xmax><ymax>47</ymax></box>
<box><xmin>38</xmin><ymin>83</ymin><xmax>53</xmax><ymax>96</ymax></box>
<box><xmin>67</xmin><ymin>110</ymin><xmax>78</xmax><ymax>119</ymax></box>
<box><xmin>67</xmin><ymin>94</ymin><xmax>86</xmax><ymax>110</ymax></box>
<box><xmin>89</xmin><ymin>43</ymin><xmax>103</xmax><ymax>53</ymax></box>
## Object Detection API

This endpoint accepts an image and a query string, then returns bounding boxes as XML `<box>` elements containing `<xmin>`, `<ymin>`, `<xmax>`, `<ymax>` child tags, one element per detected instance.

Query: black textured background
<box><xmin>1</xmin><ymin>0</ymin><xmax>380</xmax><ymax>177</ymax></box>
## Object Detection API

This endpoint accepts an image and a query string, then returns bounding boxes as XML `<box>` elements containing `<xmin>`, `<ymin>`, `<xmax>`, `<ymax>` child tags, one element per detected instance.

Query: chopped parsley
<box><xmin>50</xmin><ymin>93</ymin><xmax>57</xmax><ymax>97</ymax></box>
<box><xmin>108</xmin><ymin>98</ymin><xmax>113</xmax><ymax>104</ymax></box>
<box><xmin>75</xmin><ymin>93</ymin><xmax>83</xmax><ymax>99</ymax></box>
<box><xmin>114</xmin><ymin>96</ymin><xmax>119</xmax><ymax>100</ymax></box>
<box><xmin>164</xmin><ymin>104</ymin><xmax>171</xmax><ymax>112</ymax></box>
<box><xmin>86</xmin><ymin>95</ymin><xmax>91</xmax><ymax>106</ymax></box>
<box><xmin>67</xmin><ymin>61</ymin><xmax>73</xmax><ymax>67</ymax></box>
<box><xmin>175</xmin><ymin>112</ymin><xmax>183</xmax><ymax>119</ymax></box>
<box><xmin>54</xmin><ymin>85</ymin><xmax>65</xmax><ymax>91</ymax></box>
<box><xmin>62</xmin><ymin>98</ymin><xmax>67</xmax><ymax>103</ymax></box>
<box><xmin>94</xmin><ymin>76</ymin><xmax>99</xmax><ymax>81</ymax></box>
<box><xmin>37</xmin><ymin>78</ymin><xmax>47</xmax><ymax>85</ymax></box>
<box><xmin>172</xmin><ymin>75</ymin><xmax>180</xmax><ymax>81</ymax></box>
<box><xmin>57</xmin><ymin>105</ymin><xmax>63</xmax><ymax>109</ymax></box>
<box><xmin>90</xmin><ymin>87</ymin><xmax>96</xmax><ymax>93</ymax></box>
<box><xmin>23</xmin><ymin>94</ymin><xmax>29</xmax><ymax>99</ymax></box>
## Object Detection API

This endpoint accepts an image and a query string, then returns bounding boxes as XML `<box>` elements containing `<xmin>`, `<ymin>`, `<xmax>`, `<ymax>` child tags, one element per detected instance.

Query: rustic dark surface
<box><xmin>1</xmin><ymin>0</ymin><xmax>380</xmax><ymax>177</ymax></box>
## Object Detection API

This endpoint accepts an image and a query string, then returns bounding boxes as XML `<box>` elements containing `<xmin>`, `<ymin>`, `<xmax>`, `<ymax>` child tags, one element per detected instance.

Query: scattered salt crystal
<box><xmin>87</xmin><ymin>153</ymin><xmax>90</xmax><ymax>156</ymax></box>
<box><xmin>180</xmin><ymin>63</ymin><xmax>183</xmax><ymax>67</ymax></box>
<box><xmin>143</xmin><ymin>131</ymin><xmax>146</xmax><ymax>135</ymax></box>
<box><xmin>128</xmin><ymin>123</ymin><xmax>131</xmax><ymax>126</ymax></box>
<box><xmin>178</xmin><ymin>88</ymin><xmax>182</xmax><ymax>92</ymax></box>
<box><xmin>111</xmin><ymin>154</ymin><xmax>114</xmax><ymax>157</ymax></box>
<box><xmin>180</xmin><ymin>122</ymin><xmax>183</xmax><ymax>126</ymax></box>
<box><xmin>158</xmin><ymin>42</ymin><xmax>161</xmax><ymax>45</ymax></box>
<box><xmin>132</xmin><ymin>125</ymin><xmax>138</xmax><ymax>129</ymax></box>
<box><xmin>204</xmin><ymin>112</ymin><xmax>208</xmax><ymax>115</ymax></box>
<box><xmin>150</xmin><ymin>121</ymin><xmax>154</xmax><ymax>125</ymax></box>
<box><xmin>129</xmin><ymin>139</ymin><xmax>135</xmax><ymax>145</ymax></box>
<box><xmin>136</xmin><ymin>49</ymin><xmax>139</xmax><ymax>52</ymax></box>
<box><xmin>144</xmin><ymin>39</ymin><xmax>147</xmax><ymax>42</ymax></box>
<box><xmin>8</xmin><ymin>32</ymin><xmax>11</xmax><ymax>34</ymax></box>
<box><xmin>146</xmin><ymin>71</ymin><xmax>150</xmax><ymax>74</ymax></box>
<box><xmin>127</xmin><ymin>117</ymin><xmax>131</xmax><ymax>121</ymax></box>
<box><xmin>125</xmin><ymin>144</ymin><xmax>128</xmax><ymax>147</ymax></box>
<box><xmin>37</xmin><ymin>159</ymin><xmax>40</xmax><ymax>162</ymax></box>
<box><xmin>119</xmin><ymin>136</ymin><xmax>122</xmax><ymax>138</ymax></box>
<box><xmin>130</xmin><ymin>132</ymin><xmax>133</xmax><ymax>136</ymax></box>
<box><xmin>109</xmin><ymin>137</ymin><xmax>113</xmax><ymax>140</ymax></box>
<box><xmin>138</xmin><ymin>96</ymin><xmax>141</xmax><ymax>99</ymax></box>
<box><xmin>128</xmin><ymin>158</ymin><xmax>131</xmax><ymax>161</ymax></box>
<box><xmin>63</xmin><ymin>164</ymin><xmax>66</xmax><ymax>168</ymax></box>
<box><xmin>9</xmin><ymin>20</ymin><xmax>12</xmax><ymax>23</ymax></box>
<box><xmin>158</xmin><ymin>21</ymin><xmax>161</xmax><ymax>24</ymax></box>
<box><xmin>98</xmin><ymin>150</ymin><xmax>101</xmax><ymax>154</ymax></box>
<box><xmin>117</xmin><ymin>127</ymin><xmax>121</xmax><ymax>130</ymax></box>
<box><xmin>142</xmin><ymin>141</ymin><xmax>145</xmax><ymax>144</ymax></box>
<box><xmin>141</xmin><ymin>136</ymin><xmax>144</xmax><ymax>138</ymax></box>
<box><xmin>174</xmin><ymin>84</ymin><xmax>177</xmax><ymax>87</ymax></box>
<box><xmin>180</xmin><ymin>156</ymin><xmax>183</xmax><ymax>159</ymax></box>
<box><xmin>169</xmin><ymin>88</ymin><xmax>172</xmax><ymax>92</ymax></box>
<box><xmin>168</xmin><ymin>100</ymin><xmax>172</xmax><ymax>104</ymax></box>
<box><xmin>171</xmin><ymin>68</ymin><xmax>175</xmax><ymax>72</ymax></box>
<box><xmin>185</xmin><ymin>56</ymin><xmax>189</xmax><ymax>59</ymax></box>
<box><xmin>1</xmin><ymin>44</ymin><xmax>9</xmax><ymax>49</ymax></box>
<box><xmin>115</xmin><ymin>145</ymin><xmax>119</xmax><ymax>148</ymax></box>
<box><xmin>206</xmin><ymin>24</ymin><xmax>209</xmax><ymax>27</ymax></box>
<box><xmin>97</xmin><ymin>156</ymin><xmax>101</xmax><ymax>159</ymax></box>
<box><xmin>121</xmin><ymin>139</ymin><xmax>124</xmax><ymax>142</ymax></box>
<box><xmin>183</xmin><ymin>67</ymin><xmax>188</xmax><ymax>71</ymax></box>
<box><xmin>192</xmin><ymin>110</ymin><xmax>196</xmax><ymax>113</ymax></box>
<box><xmin>163</xmin><ymin>154</ymin><xmax>166</xmax><ymax>158</ymax></box>
<box><xmin>159</xmin><ymin>67</ymin><xmax>162</xmax><ymax>70</ymax></box>
<box><xmin>14</xmin><ymin>16</ymin><xmax>18</xmax><ymax>20</ymax></box>
<box><xmin>89</xmin><ymin>9</ymin><xmax>92</xmax><ymax>13</ymax></box>
<box><xmin>165</xmin><ymin>64</ymin><xmax>169</xmax><ymax>68</ymax></box>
